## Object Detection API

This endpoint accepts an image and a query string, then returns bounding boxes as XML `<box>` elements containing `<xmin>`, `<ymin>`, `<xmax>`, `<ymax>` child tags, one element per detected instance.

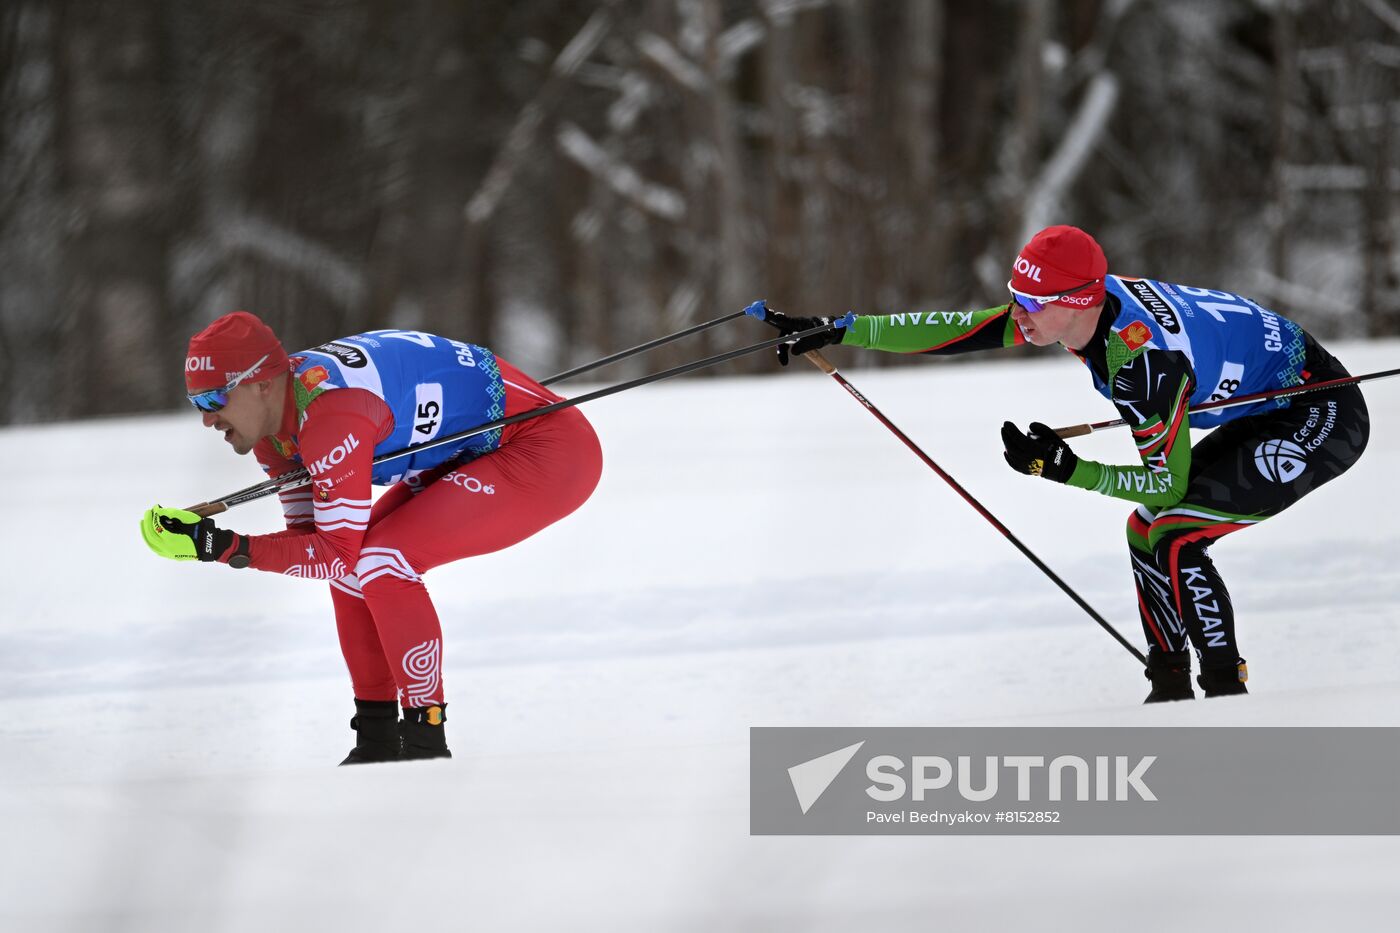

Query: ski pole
<box><xmin>185</xmin><ymin>319</ymin><xmax>843</xmax><ymax>518</ymax></box>
<box><xmin>802</xmin><ymin>349</ymin><xmax>1147</xmax><ymax>666</ymax></box>
<box><xmin>1053</xmin><ymin>366</ymin><xmax>1400</xmax><ymax>438</ymax></box>
<box><xmin>541</xmin><ymin>309</ymin><xmax>748</xmax><ymax>386</ymax></box>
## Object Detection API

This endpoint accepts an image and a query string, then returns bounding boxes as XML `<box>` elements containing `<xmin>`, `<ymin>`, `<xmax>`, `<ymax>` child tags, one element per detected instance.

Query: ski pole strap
<box><xmin>186</xmin><ymin>319</ymin><xmax>844</xmax><ymax>516</ymax></box>
<box><xmin>1052</xmin><ymin>366</ymin><xmax>1400</xmax><ymax>439</ymax></box>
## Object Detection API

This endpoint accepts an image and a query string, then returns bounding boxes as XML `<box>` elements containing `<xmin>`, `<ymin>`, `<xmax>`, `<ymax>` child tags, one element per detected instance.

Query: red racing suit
<box><xmin>229</xmin><ymin>359</ymin><xmax>602</xmax><ymax>707</ymax></box>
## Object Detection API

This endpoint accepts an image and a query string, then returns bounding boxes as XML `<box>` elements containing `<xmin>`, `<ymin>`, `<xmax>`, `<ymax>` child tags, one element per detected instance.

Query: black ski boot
<box><xmin>401</xmin><ymin>704</ymin><xmax>452</xmax><ymax>761</ymax></box>
<box><xmin>339</xmin><ymin>699</ymin><xmax>402</xmax><ymax>765</ymax></box>
<box><xmin>1143</xmin><ymin>650</ymin><xmax>1195</xmax><ymax>703</ymax></box>
<box><xmin>1198</xmin><ymin>659</ymin><xmax>1249</xmax><ymax>698</ymax></box>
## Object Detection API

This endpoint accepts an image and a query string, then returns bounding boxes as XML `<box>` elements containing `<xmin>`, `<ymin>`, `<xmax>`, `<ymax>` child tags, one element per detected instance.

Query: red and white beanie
<box><xmin>1009</xmin><ymin>225</ymin><xmax>1108</xmax><ymax>307</ymax></box>
<box><xmin>184</xmin><ymin>311</ymin><xmax>289</xmax><ymax>392</ymax></box>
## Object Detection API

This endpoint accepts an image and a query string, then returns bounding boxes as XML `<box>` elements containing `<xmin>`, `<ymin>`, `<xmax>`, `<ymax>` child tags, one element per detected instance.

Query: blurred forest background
<box><xmin>1</xmin><ymin>0</ymin><xmax>1397</xmax><ymax>424</ymax></box>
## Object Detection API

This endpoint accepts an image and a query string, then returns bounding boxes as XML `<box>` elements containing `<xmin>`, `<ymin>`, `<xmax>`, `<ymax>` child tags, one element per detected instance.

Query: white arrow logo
<box><xmin>787</xmin><ymin>741</ymin><xmax>865</xmax><ymax>815</ymax></box>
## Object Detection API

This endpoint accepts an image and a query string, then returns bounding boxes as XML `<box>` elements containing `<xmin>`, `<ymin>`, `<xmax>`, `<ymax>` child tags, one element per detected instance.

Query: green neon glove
<box><xmin>140</xmin><ymin>505</ymin><xmax>245</xmax><ymax>565</ymax></box>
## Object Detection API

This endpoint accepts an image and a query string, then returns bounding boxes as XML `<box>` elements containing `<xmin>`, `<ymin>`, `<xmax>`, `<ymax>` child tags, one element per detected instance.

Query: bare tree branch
<box><xmin>1019</xmin><ymin>73</ymin><xmax>1120</xmax><ymax>244</ymax></box>
<box><xmin>637</xmin><ymin>32</ymin><xmax>708</xmax><ymax>92</ymax></box>
<box><xmin>465</xmin><ymin>7</ymin><xmax>613</xmax><ymax>225</ymax></box>
<box><xmin>1356</xmin><ymin>0</ymin><xmax>1400</xmax><ymax>37</ymax></box>
<box><xmin>555</xmin><ymin>122</ymin><xmax>687</xmax><ymax>221</ymax></box>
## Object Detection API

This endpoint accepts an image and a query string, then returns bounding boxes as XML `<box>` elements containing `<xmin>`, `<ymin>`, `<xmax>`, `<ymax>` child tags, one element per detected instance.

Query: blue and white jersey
<box><xmin>1088</xmin><ymin>276</ymin><xmax>1309</xmax><ymax>428</ymax></box>
<box><xmin>289</xmin><ymin>329</ymin><xmax>506</xmax><ymax>484</ymax></box>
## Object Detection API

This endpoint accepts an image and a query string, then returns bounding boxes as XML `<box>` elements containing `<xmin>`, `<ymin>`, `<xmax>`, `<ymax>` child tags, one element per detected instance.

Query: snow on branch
<box><xmin>608</xmin><ymin>73</ymin><xmax>654</xmax><ymax>132</ymax></box>
<box><xmin>466</xmin><ymin>103</ymin><xmax>545</xmax><ymax>225</ymax></box>
<box><xmin>555</xmin><ymin>122</ymin><xmax>686</xmax><ymax>221</ymax></box>
<box><xmin>1247</xmin><ymin>269</ymin><xmax>1354</xmax><ymax>317</ymax></box>
<box><xmin>1282</xmin><ymin>163</ymin><xmax>1400</xmax><ymax>190</ymax></box>
<box><xmin>718</xmin><ymin>20</ymin><xmax>765</xmax><ymax>72</ymax></box>
<box><xmin>761</xmin><ymin>0</ymin><xmax>835</xmax><ymax>26</ymax></box>
<box><xmin>634</xmin><ymin>19</ymin><xmax>764</xmax><ymax>96</ymax></box>
<box><xmin>465</xmin><ymin>9</ymin><xmax>613</xmax><ymax>225</ymax></box>
<box><xmin>554</xmin><ymin>9</ymin><xmax>611</xmax><ymax>74</ymax></box>
<box><xmin>1357</xmin><ymin>0</ymin><xmax>1400</xmax><ymax>38</ymax></box>
<box><xmin>1301</xmin><ymin>42</ymin><xmax>1400</xmax><ymax>70</ymax></box>
<box><xmin>221</xmin><ymin>214</ymin><xmax>366</xmax><ymax>307</ymax></box>
<box><xmin>1019</xmin><ymin>72</ymin><xmax>1120</xmax><ymax>243</ymax></box>
<box><xmin>636</xmin><ymin>32</ymin><xmax>709</xmax><ymax>92</ymax></box>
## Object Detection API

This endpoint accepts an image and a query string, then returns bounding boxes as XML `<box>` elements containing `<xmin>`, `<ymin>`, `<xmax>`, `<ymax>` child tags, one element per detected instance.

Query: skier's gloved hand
<box><xmin>744</xmin><ymin>300</ymin><xmax>854</xmax><ymax>366</ymax></box>
<box><xmin>140</xmin><ymin>505</ymin><xmax>244</xmax><ymax>564</ymax></box>
<box><xmin>1000</xmin><ymin>421</ymin><xmax>1079</xmax><ymax>483</ymax></box>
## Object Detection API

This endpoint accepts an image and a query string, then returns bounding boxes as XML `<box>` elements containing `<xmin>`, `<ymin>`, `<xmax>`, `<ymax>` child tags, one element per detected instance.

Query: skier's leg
<box><xmin>1150</xmin><ymin>522</ymin><xmax>1246</xmax><ymax>692</ymax></box>
<box><xmin>352</xmin><ymin>407</ymin><xmax>602</xmax><ymax>752</ymax></box>
<box><xmin>330</xmin><ymin>580</ymin><xmax>397</xmax><ymax>701</ymax></box>
<box><xmin>1127</xmin><ymin>504</ymin><xmax>1186</xmax><ymax>654</ymax></box>
<box><xmin>1129</xmin><ymin>504</ymin><xmax>1197</xmax><ymax>702</ymax></box>
<box><xmin>328</xmin><ymin>479</ymin><xmax>418</xmax><ymax>702</ymax></box>
<box><xmin>329</xmin><ymin>482</ymin><xmax>418</xmax><ymax>763</ymax></box>
<box><xmin>1148</xmin><ymin>383</ymin><xmax>1368</xmax><ymax>694</ymax></box>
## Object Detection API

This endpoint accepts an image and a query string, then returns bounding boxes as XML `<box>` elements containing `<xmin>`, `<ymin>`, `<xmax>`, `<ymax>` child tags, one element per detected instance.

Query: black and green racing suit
<box><xmin>838</xmin><ymin>298</ymin><xmax>1369</xmax><ymax>677</ymax></box>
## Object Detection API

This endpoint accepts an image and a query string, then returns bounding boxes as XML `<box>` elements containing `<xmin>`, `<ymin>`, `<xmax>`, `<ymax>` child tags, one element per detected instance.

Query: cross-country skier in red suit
<box><xmin>140</xmin><ymin>311</ymin><xmax>603</xmax><ymax>763</ymax></box>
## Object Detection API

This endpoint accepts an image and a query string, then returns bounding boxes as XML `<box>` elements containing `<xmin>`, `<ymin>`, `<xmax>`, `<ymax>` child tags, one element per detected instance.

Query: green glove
<box><xmin>140</xmin><ymin>505</ymin><xmax>246</xmax><ymax>565</ymax></box>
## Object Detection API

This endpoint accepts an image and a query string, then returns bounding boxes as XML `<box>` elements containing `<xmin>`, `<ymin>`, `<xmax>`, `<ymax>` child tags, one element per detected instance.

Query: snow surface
<box><xmin>2</xmin><ymin>341</ymin><xmax>1399</xmax><ymax>931</ymax></box>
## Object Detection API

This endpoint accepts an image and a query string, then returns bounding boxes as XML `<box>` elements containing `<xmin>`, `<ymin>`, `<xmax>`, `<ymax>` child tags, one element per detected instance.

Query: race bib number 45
<box><xmin>411</xmin><ymin>383</ymin><xmax>444</xmax><ymax>445</ymax></box>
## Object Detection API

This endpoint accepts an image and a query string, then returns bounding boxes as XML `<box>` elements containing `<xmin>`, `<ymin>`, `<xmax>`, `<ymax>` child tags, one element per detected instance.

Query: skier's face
<box><xmin>200</xmin><ymin>379</ymin><xmax>279</xmax><ymax>455</ymax></box>
<box><xmin>1010</xmin><ymin>299</ymin><xmax>1089</xmax><ymax>348</ymax></box>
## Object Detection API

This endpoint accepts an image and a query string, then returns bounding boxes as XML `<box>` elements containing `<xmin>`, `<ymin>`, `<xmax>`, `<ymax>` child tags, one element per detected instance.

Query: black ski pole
<box><xmin>186</xmin><ymin>319</ymin><xmax>843</xmax><ymax>517</ymax></box>
<box><xmin>801</xmin><ymin>348</ymin><xmax>1147</xmax><ymax>666</ymax></box>
<box><xmin>541</xmin><ymin>310</ymin><xmax>748</xmax><ymax>386</ymax></box>
<box><xmin>1053</xmin><ymin>366</ymin><xmax>1400</xmax><ymax>438</ymax></box>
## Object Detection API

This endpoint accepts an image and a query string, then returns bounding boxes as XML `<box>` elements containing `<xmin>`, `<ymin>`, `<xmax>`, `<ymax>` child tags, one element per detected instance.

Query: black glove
<box><xmin>744</xmin><ymin>300</ymin><xmax>851</xmax><ymax>366</ymax></box>
<box><xmin>1000</xmin><ymin>421</ymin><xmax>1079</xmax><ymax>483</ymax></box>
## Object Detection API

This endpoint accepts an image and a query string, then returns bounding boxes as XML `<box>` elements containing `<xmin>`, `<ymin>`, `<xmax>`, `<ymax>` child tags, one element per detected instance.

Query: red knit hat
<box><xmin>185</xmin><ymin>311</ymin><xmax>289</xmax><ymax>392</ymax></box>
<box><xmin>1009</xmin><ymin>225</ymin><xmax>1108</xmax><ymax>307</ymax></box>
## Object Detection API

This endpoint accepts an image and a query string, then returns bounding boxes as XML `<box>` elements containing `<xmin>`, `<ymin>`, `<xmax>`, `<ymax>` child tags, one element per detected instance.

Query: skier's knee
<box><xmin>1145</xmin><ymin>514</ymin><xmax>1184</xmax><ymax>563</ymax></box>
<box><xmin>353</xmin><ymin>545</ymin><xmax>423</xmax><ymax>594</ymax></box>
<box><xmin>1126</xmin><ymin>506</ymin><xmax>1155</xmax><ymax>555</ymax></box>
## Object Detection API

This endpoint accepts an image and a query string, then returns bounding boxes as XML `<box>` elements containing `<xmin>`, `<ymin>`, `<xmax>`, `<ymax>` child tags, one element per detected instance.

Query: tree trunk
<box><xmin>1268</xmin><ymin>1</ymin><xmax>1296</xmax><ymax>288</ymax></box>
<box><xmin>57</xmin><ymin>0</ymin><xmax>173</xmax><ymax>416</ymax></box>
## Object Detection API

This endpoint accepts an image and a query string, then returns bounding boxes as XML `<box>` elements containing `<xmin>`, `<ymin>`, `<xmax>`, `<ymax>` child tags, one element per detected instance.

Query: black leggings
<box><xmin>1126</xmin><ymin>348</ymin><xmax>1369</xmax><ymax>670</ymax></box>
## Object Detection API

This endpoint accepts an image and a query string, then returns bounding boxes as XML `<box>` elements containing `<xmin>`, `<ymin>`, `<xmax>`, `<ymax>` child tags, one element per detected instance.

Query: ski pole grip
<box><xmin>804</xmin><ymin>350</ymin><xmax>838</xmax><ymax>375</ymax></box>
<box><xmin>185</xmin><ymin>501</ymin><xmax>228</xmax><ymax>518</ymax></box>
<box><xmin>1053</xmin><ymin>423</ymin><xmax>1093</xmax><ymax>439</ymax></box>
